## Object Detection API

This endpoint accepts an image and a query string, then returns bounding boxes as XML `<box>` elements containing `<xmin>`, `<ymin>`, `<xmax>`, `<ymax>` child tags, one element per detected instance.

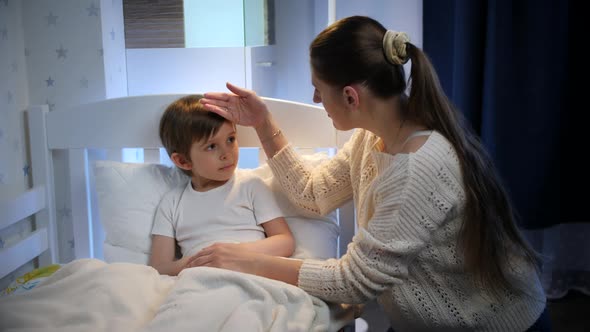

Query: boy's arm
<box><xmin>242</xmin><ymin>217</ymin><xmax>295</xmax><ymax>257</ymax></box>
<box><xmin>149</xmin><ymin>235</ymin><xmax>189</xmax><ymax>276</ymax></box>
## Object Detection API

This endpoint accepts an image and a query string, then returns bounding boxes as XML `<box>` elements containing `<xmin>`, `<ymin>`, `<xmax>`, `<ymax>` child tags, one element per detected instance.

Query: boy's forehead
<box><xmin>199</xmin><ymin>122</ymin><xmax>236</xmax><ymax>143</ymax></box>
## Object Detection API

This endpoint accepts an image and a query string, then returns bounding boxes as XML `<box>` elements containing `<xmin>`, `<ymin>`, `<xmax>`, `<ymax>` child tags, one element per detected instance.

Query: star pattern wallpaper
<box><xmin>0</xmin><ymin>0</ymin><xmax>126</xmax><ymax>289</ymax></box>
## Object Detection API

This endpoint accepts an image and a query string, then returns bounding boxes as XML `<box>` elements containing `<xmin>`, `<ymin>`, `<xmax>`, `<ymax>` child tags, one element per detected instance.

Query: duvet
<box><xmin>0</xmin><ymin>259</ymin><xmax>341</xmax><ymax>332</ymax></box>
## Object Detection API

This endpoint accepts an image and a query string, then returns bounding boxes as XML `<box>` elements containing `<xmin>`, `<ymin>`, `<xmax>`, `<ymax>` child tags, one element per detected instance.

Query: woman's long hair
<box><xmin>310</xmin><ymin>16</ymin><xmax>540</xmax><ymax>292</ymax></box>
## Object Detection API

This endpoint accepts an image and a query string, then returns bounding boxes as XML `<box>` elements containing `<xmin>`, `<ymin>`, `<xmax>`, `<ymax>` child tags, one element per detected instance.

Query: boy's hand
<box><xmin>184</xmin><ymin>242</ymin><xmax>260</xmax><ymax>274</ymax></box>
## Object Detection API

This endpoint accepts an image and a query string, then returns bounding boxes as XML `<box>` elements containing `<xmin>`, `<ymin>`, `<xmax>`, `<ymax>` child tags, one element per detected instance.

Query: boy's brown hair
<box><xmin>159</xmin><ymin>94</ymin><xmax>228</xmax><ymax>176</ymax></box>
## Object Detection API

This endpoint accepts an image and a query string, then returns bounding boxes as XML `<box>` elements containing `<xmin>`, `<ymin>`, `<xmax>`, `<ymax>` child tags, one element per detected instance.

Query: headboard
<box><xmin>0</xmin><ymin>95</ymin><xmax>355</xmax><ymax>275</ymax></box>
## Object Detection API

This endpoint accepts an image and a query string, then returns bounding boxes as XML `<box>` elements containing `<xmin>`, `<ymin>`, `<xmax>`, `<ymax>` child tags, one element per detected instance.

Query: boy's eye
<box><xmin>227</xmin><ymin>136</ymin><xmax>236</xmax><ymax>143</ymax></box>
<box><xmin>206</xmin><ymin>144</ymin><xmax>216</xmax><ymax>151</ymax></box>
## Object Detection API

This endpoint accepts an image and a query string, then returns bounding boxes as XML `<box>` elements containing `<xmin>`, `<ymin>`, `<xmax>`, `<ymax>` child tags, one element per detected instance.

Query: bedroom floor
<box><xmin>359</xmin><ymin>290</ymin><xmax>590</xmax><ymax>332</ymax></box>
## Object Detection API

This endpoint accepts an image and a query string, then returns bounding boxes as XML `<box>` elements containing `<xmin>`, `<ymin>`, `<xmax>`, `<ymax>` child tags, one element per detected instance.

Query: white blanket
<box><xmin>0</xmin><ymin>259</ymin><xmax>344</xmax><ymax>332</ymax></box>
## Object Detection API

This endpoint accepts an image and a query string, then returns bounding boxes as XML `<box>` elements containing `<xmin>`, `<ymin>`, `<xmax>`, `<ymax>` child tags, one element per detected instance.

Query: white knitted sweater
<box><xmin>268</xmin><ymin>129</ymin><xmax>546</xmax><ymax>331</ymax></box>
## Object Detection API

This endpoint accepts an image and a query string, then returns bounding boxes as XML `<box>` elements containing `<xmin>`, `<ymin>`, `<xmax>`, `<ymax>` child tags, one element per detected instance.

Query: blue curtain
<box><xmin>423</xmin><ymin>0</ymin><xmax>572</xmax><ymax>229</ymax></box>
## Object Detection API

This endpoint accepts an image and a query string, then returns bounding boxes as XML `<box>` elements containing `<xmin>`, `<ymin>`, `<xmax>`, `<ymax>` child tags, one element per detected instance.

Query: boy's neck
<box><xmin>190</xmin><ymin>177</ymin><xmax>231</xmax><ymax>192</ymax></box>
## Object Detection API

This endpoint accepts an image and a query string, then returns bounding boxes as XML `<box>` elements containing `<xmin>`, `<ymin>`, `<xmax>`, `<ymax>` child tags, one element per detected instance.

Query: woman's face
<box><xmin>311</xmin><ymin>70</ymin><xmax>353</xmax><ymax>131</ymax></box>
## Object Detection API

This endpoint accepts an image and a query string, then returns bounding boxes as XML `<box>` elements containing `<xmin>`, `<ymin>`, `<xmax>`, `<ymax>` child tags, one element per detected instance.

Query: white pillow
<box><xmin>242</xmin><ymin>153</ymin><xmax>339</xmax><ymax>260</ymax></box>
<box><xmin>94</xmin><ymin>161</ymin><xmax>188</xmax><ymax>264</ymax></box>
<box><xmin>94</xmin><ymin>153</ymin><xmax>339</xmax><ymax>265</ymax></box>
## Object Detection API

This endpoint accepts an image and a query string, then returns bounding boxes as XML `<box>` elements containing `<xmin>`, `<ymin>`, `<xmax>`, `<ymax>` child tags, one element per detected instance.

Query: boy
<box><xmin>149</xmin><ymin>95</ymin><xmax>295</xmax><ymax>276</ymax></box>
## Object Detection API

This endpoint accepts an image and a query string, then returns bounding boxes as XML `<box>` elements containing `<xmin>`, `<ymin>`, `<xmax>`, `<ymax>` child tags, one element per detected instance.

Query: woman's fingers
<box><xmin>186</xmin><ymin>250</ymin><xmax>214</xmax><ymax>268</ymax></box>
<box><xmin>203</xmin><ymin>91</ymin><xmax>232</xmax><ymax>101</ymax></box>
<box><xmin>226</xmin><ymin>82</ymin><xmax>252</xmax><ymax>97</ymax></box>
<box><xmin>200</xmin><ymin>100</ymin><xmax>238</xmax><ymax>122</ymax></box>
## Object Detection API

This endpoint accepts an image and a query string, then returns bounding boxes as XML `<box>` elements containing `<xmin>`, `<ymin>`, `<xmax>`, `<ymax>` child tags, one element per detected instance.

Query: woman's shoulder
<box><xmin>411</xmin><ymin>131</ymin><xmax>460</xmax><ymax>171</ymax></box>
<box><xmin>406</xmin><ymin>132</ymin><xmax>464</xmax><ymax>198</ymax></box>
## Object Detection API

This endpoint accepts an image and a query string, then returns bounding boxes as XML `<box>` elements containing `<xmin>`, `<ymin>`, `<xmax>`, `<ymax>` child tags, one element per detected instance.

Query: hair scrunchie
<box><xmin>382</xmin><ymin>30</ymin><xmax>410</xmax><ymax>65</ymax></box>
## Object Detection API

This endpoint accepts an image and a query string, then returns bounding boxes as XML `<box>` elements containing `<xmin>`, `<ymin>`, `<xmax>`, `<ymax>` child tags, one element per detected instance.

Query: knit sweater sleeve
<box><xmin>266</xmin><ymin>134</ymin><xmax>357</xmax><ymax>215</ymax></box>
<box><xmin>297</xmin><ymin>147</ymin><xmax>464</xmax><ymax>304</ymax></box>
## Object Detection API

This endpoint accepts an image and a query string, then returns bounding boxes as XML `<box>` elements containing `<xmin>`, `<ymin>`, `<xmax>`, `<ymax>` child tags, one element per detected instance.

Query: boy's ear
<box><xmin>170</xmin><ymin>152</ymin><xmax>192</xmax><ymax>171</ymax></box>
<box><xmin>342</xmin><ymin>85</ymin><xmax>360</xmax><ymax>109</ymax></box>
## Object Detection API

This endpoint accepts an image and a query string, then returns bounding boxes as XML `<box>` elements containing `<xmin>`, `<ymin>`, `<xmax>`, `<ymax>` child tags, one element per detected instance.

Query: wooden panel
<box><xmin>237</xmin><ymin>97</ymin><xmax>336</xmax><ymax>148</ymax></box>
<box><xmin>0</xmin><ymin>229</ymin><xmax>48</xmax><ymax>280</ymax></box>
<box><xmin>45</xmin><ymin>95</ymin><xmax>339</xmax><ymax>149</ymax></box>
<box><xmin>123</xmin><ymin>0</ymin><xmax>184</xmax><ymax>48</ymax></box>
<box><xmin>0</xmin><ymin>186</ymin><xmax>45</xmax><ymax>231</ymax></box>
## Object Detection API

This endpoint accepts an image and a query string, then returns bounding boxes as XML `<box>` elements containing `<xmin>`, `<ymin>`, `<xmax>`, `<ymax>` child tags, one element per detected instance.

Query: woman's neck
<box><xmin>362</xmin><ymin>96</ymin><xmax>426</xmax><ymax>155</ymax></box>
<box><xmin>379</xmin><ymin>122</ymin><xmax>428</xmax><ymax>155</ymax></box>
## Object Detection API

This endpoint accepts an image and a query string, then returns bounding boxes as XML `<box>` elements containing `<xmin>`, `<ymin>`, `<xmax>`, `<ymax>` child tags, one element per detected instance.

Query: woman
<box><xmin>192</xmin><ymin>16</ymin><xmax>548</xmax><ymax>331</ymax></box>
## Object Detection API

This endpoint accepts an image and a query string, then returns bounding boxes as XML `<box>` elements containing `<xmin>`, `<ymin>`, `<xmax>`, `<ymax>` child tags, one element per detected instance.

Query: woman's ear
<box><xmin>343</xmin><ymin>86</ymin><xmax>360</xmax><ymax>109</ymax></box>
<box><xmin>170</xmin><ymin>152</ymin><xmax>192</xmax><ymax>171</ymax></box>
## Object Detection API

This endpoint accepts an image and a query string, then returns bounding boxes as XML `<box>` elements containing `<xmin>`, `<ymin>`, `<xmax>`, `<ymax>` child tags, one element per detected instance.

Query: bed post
<box><xmin>68</xmin><ymin>149</ymin><xmax>94</xmax><ymax>259</ymax></box>
<box><xmin>27</xmin><ymin>105</ymin><xmax>59</xmax><ymax>265</ymax></box>
<box><xmin>337</xmin><ymin>201</ymin><xmax>356</xmax><ymax>257</ymax></box>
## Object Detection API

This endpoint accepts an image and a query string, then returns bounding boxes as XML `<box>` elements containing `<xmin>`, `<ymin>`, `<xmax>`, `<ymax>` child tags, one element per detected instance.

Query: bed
<box><xmin>0</xmin><ymin>95</ymin><xmax>360</xmax><ymax>331</ymax></box>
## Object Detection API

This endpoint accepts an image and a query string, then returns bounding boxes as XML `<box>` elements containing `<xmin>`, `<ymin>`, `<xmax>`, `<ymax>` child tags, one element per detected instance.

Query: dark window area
<box><xmin>123</xmin><ymin>0</ymin><xmax>185</xmax><ymax>48</ymax></box>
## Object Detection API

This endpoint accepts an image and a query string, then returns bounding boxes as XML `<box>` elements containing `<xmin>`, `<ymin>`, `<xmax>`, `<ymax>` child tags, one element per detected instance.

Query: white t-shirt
<box><xmin>151</xmin><ymin>170</ymin><xmax>284</xmax><ymax>257</ymax></box>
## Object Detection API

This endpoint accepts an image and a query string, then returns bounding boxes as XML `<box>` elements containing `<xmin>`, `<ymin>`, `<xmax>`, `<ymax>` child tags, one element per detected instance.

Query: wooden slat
<box><xmin>0</xmin><ymin>228</ymin><xmax>48</xmax><ymax>280</ymax></box>
<box><xmin>144</xmin><ymin>148</ymin><xmax>160</xmax><ymax>163</ymax></box>
<box><xmin>27</xmin><ymin>105</ymin><xmax>59</xmax><ymax>266</ymax></box>
<box><xmin>69</xmin><ymin>149</ymin><xmax>93</xmax><ymax>259</ymax></box>
<box><xmin>337</xmin><ymin>200</ymin><xmax>356</xmax><ymax>258</ymax></box>
<box><xmin>0</xmin><ymin>186</ymin><xmax>45</xmax><ymax>231</ymax></box>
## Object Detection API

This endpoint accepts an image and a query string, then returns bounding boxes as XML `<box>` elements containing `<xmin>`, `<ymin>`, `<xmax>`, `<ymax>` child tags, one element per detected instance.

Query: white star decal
<box><xmin>87</xmin><ymin>3</ymin><xmax>99</xmax><ymax>16</ymax></box>
<box><xmin>56</xmin><ymin>45</ymin><xmax>67</xmax><ymax>59</ymax></box>
<box><xmin>45</xmin><ymin>12</ymin><xmax>58</xmax><ymax>26</ymax></box>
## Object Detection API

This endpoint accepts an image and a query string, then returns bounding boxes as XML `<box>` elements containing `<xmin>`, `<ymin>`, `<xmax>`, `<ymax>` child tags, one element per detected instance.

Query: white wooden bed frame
<box><xmin>0</xmin><ymin>94</ymin><xmax>356</xmax><ymax>283</ymax></box>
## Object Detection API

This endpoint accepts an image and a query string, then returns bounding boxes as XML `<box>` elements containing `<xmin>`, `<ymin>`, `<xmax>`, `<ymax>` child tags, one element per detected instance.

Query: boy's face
<box><xmin>188</xmin><ymin>121</ymin><xmax>239</xmax><ymax>184</ymax></box>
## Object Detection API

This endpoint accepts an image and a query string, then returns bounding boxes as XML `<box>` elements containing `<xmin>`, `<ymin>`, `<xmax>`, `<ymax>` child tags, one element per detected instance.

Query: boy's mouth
<box><xmin>219</xmin><ymin>164</ymin><xmax>234</xmax><ymax>171</ymax></box>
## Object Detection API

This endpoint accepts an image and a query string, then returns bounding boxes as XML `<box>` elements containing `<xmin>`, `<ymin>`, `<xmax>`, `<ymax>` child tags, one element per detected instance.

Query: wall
<box><xmin>254</xmin><ymin>0</ymin><xmax>423</xmax><ymax>104</ymax></box>
<box><xmin>0</xmin><ymin>0</ymin><xmax>422</xmax><ymax>290</ymax></box>
<box><xmin>0</xmin><ymin>0</ymin><xmax>125</xmax><ymax>289</ymax></box>
<box><xmin>0</xmin><ymin>0</ymin><xmax>34</xmax><ymax>290</ymax></box>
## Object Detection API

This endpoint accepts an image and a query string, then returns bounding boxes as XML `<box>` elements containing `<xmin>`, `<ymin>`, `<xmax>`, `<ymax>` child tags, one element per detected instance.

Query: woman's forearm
<box><xmin>241</xmin><ymin>234</ymin><xmax>296</xmax><ymax>258</ymax></box>
<box><xmin>254</xmin><ymin>255</ymin><xmax>303</xmax><ymax>286</ymax></box>
<box><xmin>255</xmin><ymin>115</ymin><xmax>289</xmax><ymax>159</ymax></box>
